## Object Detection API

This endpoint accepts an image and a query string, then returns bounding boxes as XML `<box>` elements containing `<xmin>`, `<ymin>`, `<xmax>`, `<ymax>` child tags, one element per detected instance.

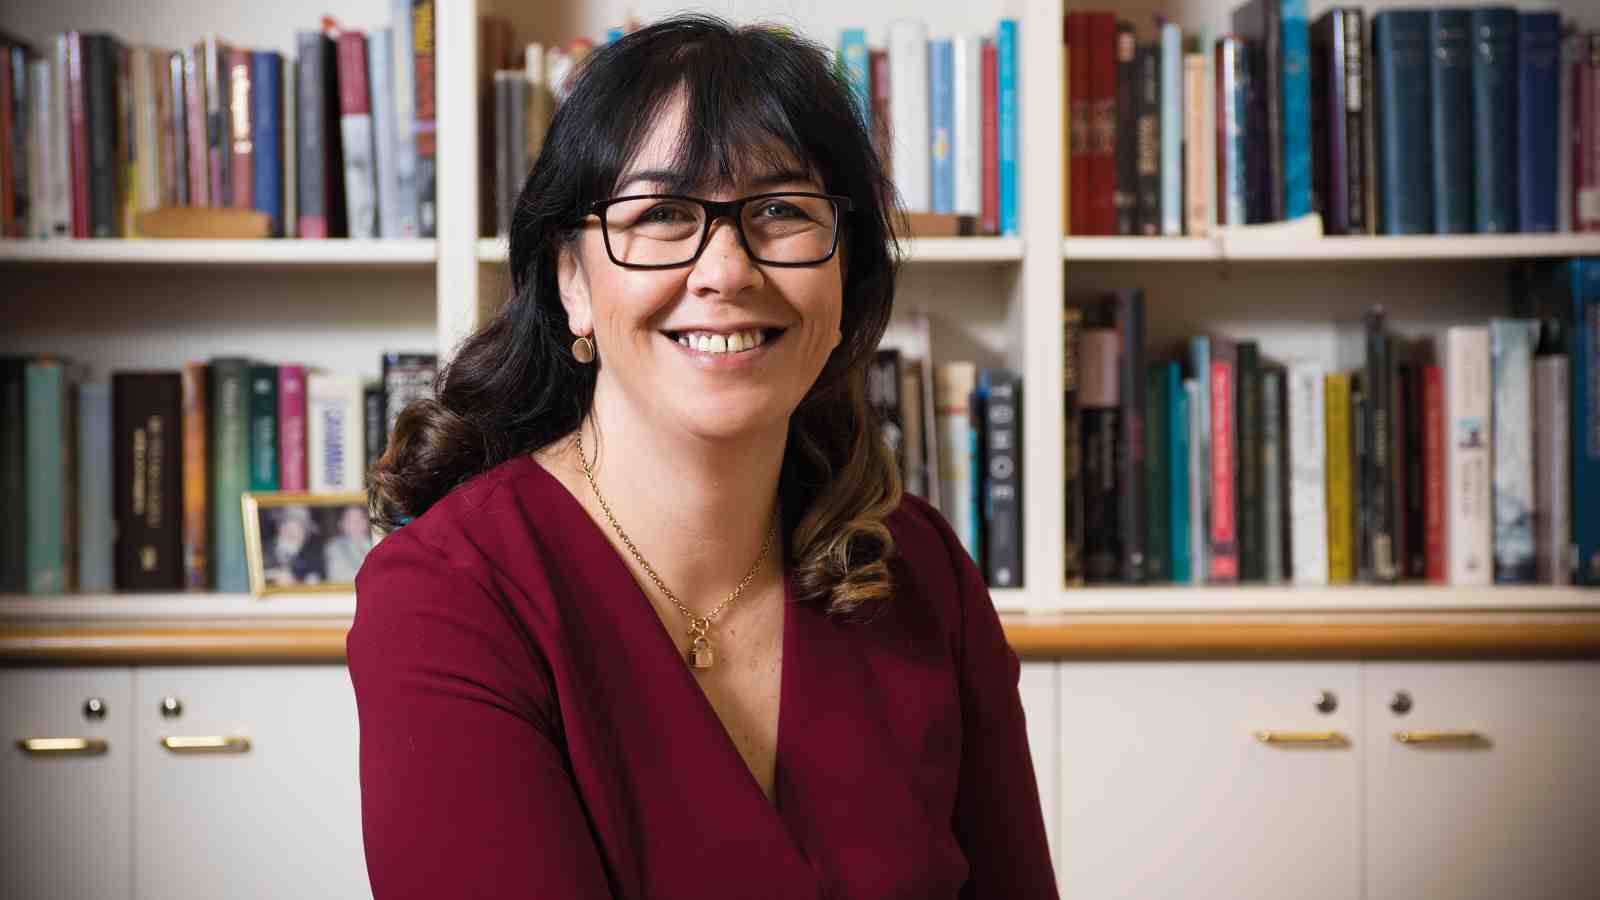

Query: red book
<box><xmin>278</xmin><ymin>365</ymin><xmax>308</xmax><ymax>492</ymax></box>
<box><xmin>1067</xmin><ymin>13</ymin><xmax>1090</xmax><ymax>234</ymax></box>
<box><xmin>67</xmin><ymin>33</ymin><xmax>90</xmax><ymax>237</ymax></box>
<box><xmin>1209</xmin><ymin>337</ymin><xmax>1240</xmax><ymax>582</ymax></box>
<box><xmin>1423</xmin><ymin>363</ymin><xmax>1445</xmax><ymax>582</ymax></box>
<box><xmin>870</xmin><ymin>49</ymin><xmax>892</xmax><ymax>187</ymax></box>
<box><xmin>1088</xmin><ymin>12</ymin><xmax>1118</xmax><ymax>235</ymax></box>
<box><xmin>980</xmin><ymin>39</ymin><xmax>999</xmax><ymax>237</ymax></box>
<box><xmin>184</xmin><ymin>45</ymin><xmax>208</xmax><ymax>207</ymax></box>
<box><xmin>228</xmin><ymin>47</ymin><xmax>253</xmax><ymax>209</ymax></box>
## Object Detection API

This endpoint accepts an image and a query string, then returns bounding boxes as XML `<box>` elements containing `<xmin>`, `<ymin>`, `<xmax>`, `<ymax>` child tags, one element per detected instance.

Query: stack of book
<box><xmin>1064</xmin><ymin>3</ymin><xmax>1600</xmax><ymax>237</ymax></box>
<box><xmin>0</xmin><ymin>1</ymin><xmax>437</xmax><ymax>241</ymax></box>
<box><xmin>1064</xmin><ymin>257</ymin><xmax>1600</xmax><ymax>588</ymax></box>
<box><xmin>0</xmin><ymin>351</ymin><xmax>435</xmax><ymax>596</ymax></box>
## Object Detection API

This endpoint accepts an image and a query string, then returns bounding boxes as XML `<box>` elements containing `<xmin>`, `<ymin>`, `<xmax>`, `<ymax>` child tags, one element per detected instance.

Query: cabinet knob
<box><xmin>1315</xmin><ymin>690</ymin><xmax>1338</xmax><ymax>714</ymax></box>
<box><xmin>83</xmin><ymin>697</ymin><xmax>107</xmax><ymax>720</ymax></box>
<box><xmin>159</xmin><ymin>696</ymin><xmax>183</xmax><ymax>718</ymax></box>
<box><xmin>1389</xmin><ymin>691</ymin><xmax>1413</xmax><ymax>715</ymax></box>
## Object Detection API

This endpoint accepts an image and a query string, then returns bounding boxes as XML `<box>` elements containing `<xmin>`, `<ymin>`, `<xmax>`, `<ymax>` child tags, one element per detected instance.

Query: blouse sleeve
<box><xmin>927</xmin><ymin>509</ymin><xmax>1061</xmax><ymax>900</ymax></box>
<box><xmin>346</xmin><ymin>529</ymin><xmax>614</xmax><ymax>900</ymax></box>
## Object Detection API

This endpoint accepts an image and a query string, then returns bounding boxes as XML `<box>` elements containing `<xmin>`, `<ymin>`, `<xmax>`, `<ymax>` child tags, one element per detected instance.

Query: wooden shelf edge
<box><xmin>5</xmin><ymin>616</ymin><xmax>1600</xmax><ymax>664</ymax></box>
<box><xmin>0</xmin><ymin>239</ymin><xmax>438</xmax><ymax>265</ymax></box>
<box><xmin>1063</xmin><ymin>234</ymin><xmax>1600</xmax><ymax>262</ymax></box>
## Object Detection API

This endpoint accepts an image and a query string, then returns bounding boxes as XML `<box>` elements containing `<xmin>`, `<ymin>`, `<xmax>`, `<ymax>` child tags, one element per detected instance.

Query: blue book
<box><xmin>839</xmin><ymin>29</ymin><xmax>871</xmax><ymax>130</ymax></box>
<box><xmin>929</xmin><ymin>39</ymin><xmax>955</xmax><ymax>214</ymax></box>
<box><xmin>1429</xmin><ymin>9</ymin><xmax>1474</xmax><ymax>234</ymax></box>
<box><xmin>1169</xmin><ymin>364</ymin><xmax>1191</xmax><ymax>583</ymax></box>
<box><xmin>1279</xmin><ymin>0</ymin><xmax>1313</xmax><ymax>219</ymax></box>
<box><xmin>1373</xmin><ymin>10</ymin><xmax>1434</xmax><ymax>234</ymax></box>
<box><xmin>77</xmin><ymin>382</ymin><xmax>114</xmax><ymax>593</ymax></box>
<box><xmin>1160</xmin><ymin>24</ymin><xmax>1183</xmax><ymax>234</ymax></box>
<box><xmin>251</xmin><ymin>51</ymin><xmax>284</xmax><ymax>237</ymax></box>
<box><xmin>997</xmin><ymin>19</ymin><xmax>1019</xmax><ymax>236</ymax></box>
<box><xmin>1188</xmin><ymin>337</ymin><xmax>1212</xmax><ymax>581</ymax></box>
<box><xmin>1518</xmin><ymin>13</ymin><xmax>1561</xmax><ymax>233</ymax></box>
<box><xmin>1471</xmin><ymin>6</ymin><xmax>1519</xmax><ymax>233</ymax></box>
<box><xmin>1566</xmin><ymin>259</ymin><xmax>1600</xmax><ymax>584</ymax></box>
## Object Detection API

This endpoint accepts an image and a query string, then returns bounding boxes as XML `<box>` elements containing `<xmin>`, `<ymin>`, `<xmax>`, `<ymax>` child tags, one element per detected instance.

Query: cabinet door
<box><xmin>133</xmin><ymin>665</ymin><xmax>369</xmax><ymax>900</ymax></box>
<box><xmin>1364</xmin><ymin>661</ymin><xmax>1600</xmax><ymax>900</ymax></box>
<box><xmin>1018</xmin><ymin>661</ymin><xmax>1061</xmax><ymax>879</ymax></box>
<box><xmin>1058</xmin><ymin>662</ymin><xmax>1363</xmax><ymax>900</ymax></box>
<box><xmin>0</xmin><ymin>667</ymin><xmax>134</xmax><ymax>900</ymax></box>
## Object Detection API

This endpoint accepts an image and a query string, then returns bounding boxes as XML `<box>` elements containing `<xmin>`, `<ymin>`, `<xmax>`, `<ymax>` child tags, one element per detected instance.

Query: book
<box><xmin>1144</xmin><ymin>362</ymin><xmax>1171</xmax><ymax>582</ymax></box>
<box><xmin>1215</xmin><ymin>36</ymin><xmax>1249</xmax><ymax>226</ymax></box>
<box><xmin>381</xmin><ymin>351</ymin><xmax>437</xmax><ymax>448</ymax></box>
<box><xmin>1444</xmin><ymin>326</ymin><xmax>1492</xmax><ymax>585</ymax></box>
<box><xmin>953</xmin><ymin>35</ymin><xmax>982</xmax><ymax>218</ymax></box>
<box><xmin>368</xmin><ymin>28</ymin><xmax>402</xmax><ymax>238</ymax></box>
<box><xmin>77</xmin><ymin>381</ymin><xmax>113</xmax><ymax>592</ymax></box>
<box><xmin>1429</xmin><ymin>9</ymin><xmax>1474</xmax><ymax>234</ymax></box>
<box><xmin>336</xmin><ymin>30</ymin><xmax>377</xmax><ymax>239</ymax></box>
<box><xmin>1423</xmin><ymin>363</ymin><xmax>1445</xmax><ymax>582</ymax></box>
<box><xmin>1372</xmin><ymin>11</ymin><xmax>1433</xmax><ymax>234</ymax></box>
<box><xmin>295</xmin><ymin>30</ymin><xmax>344</xmax><ymax>237</ymax></box>
<box><xmin>25</xmin><ymin>358</ymin><xmax>76</xmax><ymax>594</ymax></box>
<box><xmin>248</xmin><ymin>364</ymin><xmax>279</xmax><ymax>492</ymax></box>
<box><xmin>181</xmin><ymin>362</ymin><xmax>208</xmax><ymax>589</ymax></box>
<box><xmin>412</xmin><ymin>0</ymin><xmax>436</xmax><ymax>237</ymax></box>
<box><xmin>1234</xmin><ymin>0</ymin><xmax>1285</xmax><ymax>222</ymax></box>
<box><xmin>209</xmin><ymin>358</ymin><xmax>251</xmax><ymax>593</ymax></box>
<box><xmin>278</xmin><ymin>365</ymin><xmax>308</xmax><ymax>492</ymax></box>
<box><xmin>390</xmin><ymin>0</ymin><xmax>421</xmax><ymax>239</ymax></box>
<box><xmin>1188</xmin><ymin>335</ymin><xmax>1213</xmax><ymax>578</ymax></box>
<box><xmin>1110</xmin><ymin>290</ymin><xmax>1146</xmax><ymax>583</ymax></box>
<box><xmin>1289</xmin><ymin>362</ymin><xmax>1328</xmax><ymax>585</ymax></box>
<box><xmin>227</xmin><ymin>47</ymin><xmax>254</xmax><ymax>211</ymax></box>
<box><xmin>1261</xmin><ymin>365</ymin><xmax>1287</xmax><ymax>583</ymax></box>
<box><xmin>1185</xmin><ymin>378</ymin><xmax>1204</xmax><ymax>583</ymax></box>
<box><xmin>0</xmin><ymin>358</ymin><xmax>26</xmax><ymax>591</ymax></box>
<box><xmin>308</xmin><ymin>372</ymin><xmax>366</xmax><ymax>493</ymax></box>
<box><xmin>1206</xmin><ymin>335</ymin><xmax>1239</xmax><ymax>582</ymax></box>
<box><xmin>1564</xmin><ymin>260</ymin><xmax>1600</xmax><ymax>583</ymax></box>
<box><xmin>1112</xmin><ymin>22</ymin><xmax>1136</xmax><ymax>235</ymax></box>
<box><xmin>112</xmin><ymin>372</ymin><xmax>183</xmax><ymax>590</ymax></box>
<box><xmin>1063</xmin><ymin>306</ymin><xmax>1085</xmax><ymax>586</ymax></box>
<box><xmin>1159</xmin><ymin>23</ymin><xmax>1182</xmax><ymax>235</ymax></box>
<box><xmin>997</xmin><ymin>19</ymin><xmax>1019</xmax><ymax>235</ymax></box>
<box><xmin>1470</xmin><ymin>7</ymin><xmax>1519</xmax><ymax>234</ymax></box>
<box><xmin>1518</xmin><ymin>13</ymin><xmax>1561</xmax><ymax>233</ymax></box>
<box><xmin>887</xmin><ymin>21</ymin><xmax>929</xmax><ymax>213</ymax></box>
<box><xmin>1171</xmin><ymin>367</ymin><xmax>1192</xmax><ymax>583</ymax></box>
<box><xmin>250</xmin><ymin>51</ymin><xmax>284</xmax><ymax>236</ymax></box>
<box><xmin>1183</xmin><ymin>51</ymin><xmax>1211</xmax><ymax>237</ymax></box>
<box><xmin>1280</xmin><ymin>0</ymin><xmax>1314</xmax><ymax>220</ymax></box>
<box><xmin>1080</xmin><ymin>329</ymin><xmax>1120</xmax><ymax>582</ymax></box>
<box><xmin>868</xmin><ymin>350</ymin><xmax>905</xmax><ymax>482</ymax></box>
<box><xmin>1236</xmin><ymin>341</ymin><xmax>1262</xmax><ymax>581</ymax></box>
<box><xmin>935</xmin><ymin>361</ymin><xmax>979</xmax><ymax>562</ymax></box>
<box><xmin>980</xmin><ymin>368</ymin><xmax>1022</xmax><ymax>587</ymax></box>
<box><xmin>929</xmin><ymin>39</ymin><xmax>954</xmax><ymax>215</ymax></box>
<box><xmin>1490</xmin><ymin>319</ymin><xmax>1537</xmax><ymax>582</ymax></box>
<box><xmin>1534</xmin><ymin>353</ymin><xmax>1569</xmax><ymax>584</ymax></box>
<box><xmin>1325</xmin><ymin>371</ymin><xmax>1353</xmax><ymax>583</ymax></box>
<box><xmin>1135</xmin><ymin>43</ymin><xmax>1159</xmax><ymax>236</ymax></box>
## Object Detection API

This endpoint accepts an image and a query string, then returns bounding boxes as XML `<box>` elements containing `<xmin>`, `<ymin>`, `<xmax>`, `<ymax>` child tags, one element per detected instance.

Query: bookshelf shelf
<box><xmin>1042</xmin><ymin>585</ymin><xmax>1600</xmax><ymax>614</ymax></box>
<box><xmin>474</xmin><ymin>235</ymin><xmax>1025</xmax><ymax>265</ymax></box>
<box><xmin>0</xmin><ymin>592</ymin><xmax>357</xmax><ymax>621</ymax></box>
<box><xmin>1063</xmin><ymin>234</ymin><xmax>1600</xmax><ymax>263</ymax></box>
<box><xmin>0</xmin><ymin>239</ymin><xmax>438</xmax><ymax>267</ymax></box>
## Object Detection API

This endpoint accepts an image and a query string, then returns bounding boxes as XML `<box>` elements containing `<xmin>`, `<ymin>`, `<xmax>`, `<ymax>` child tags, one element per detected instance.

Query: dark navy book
<box><xmin>1517</xmin><ymin>12</ymin><xmax>1561</xmax><ymax>232</ymax></box>
<box><xmin>1373</xmin><ymin>10</ymin><xmax>1433</xmax><ymax>234</ymax></box>
<box><xmin>1470</xmin><ymin>6</ymin><xmax>1519</xmax><ymax>233</ymax></box>
<box><xmin>1429</xmin><ymin>8</ymin><xmax>1475</xmax><ymax>234</ymax></box>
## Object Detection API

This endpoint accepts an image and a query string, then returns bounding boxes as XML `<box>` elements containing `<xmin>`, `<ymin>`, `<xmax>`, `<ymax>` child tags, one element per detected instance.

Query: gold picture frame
<box><xmin>241</xmin><ymin>492</ymin><xmax>381</xmax><ymax>597</ymax></box>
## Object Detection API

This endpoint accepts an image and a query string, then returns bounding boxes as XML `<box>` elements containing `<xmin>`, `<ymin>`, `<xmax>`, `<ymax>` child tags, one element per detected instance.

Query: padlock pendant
<box><xmin>687</xmin><ymin>635</ymin><xmax>715</xmax><ymax>669</ymax></box>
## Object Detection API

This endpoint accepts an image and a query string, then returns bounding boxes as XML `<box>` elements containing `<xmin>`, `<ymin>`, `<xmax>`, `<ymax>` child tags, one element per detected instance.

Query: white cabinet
<box><xmin>1364</xmin><ymin>661</ymin><xmax>1600</xmax><ymax>900</ymax></box>
<box><xmin>131</xmin><ymin>665</ymin><xmax>369</xmax><ymax>900</ymax></box>
<box><xmin>1018</xmin><ymin>661</ymin><xmax>1061</xmax><ymax>876</ymax></box>
<box><xmin>1</xmin><ymin>666</ymin><xmax>135</xmax><ymax>900</ymax></box>
<box><xmin>1056</xmin><ymin>662</ymin><xmax>1364</xmax><ymax>900</ymax></box>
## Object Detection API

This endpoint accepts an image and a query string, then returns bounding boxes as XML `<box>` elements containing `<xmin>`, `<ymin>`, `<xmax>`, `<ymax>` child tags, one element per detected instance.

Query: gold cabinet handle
<box><xmin>1394</xmin><ymin>730</ymin><xmax>1485</xmax><ymax>745</ymax></box>
<box><xmin>1254</xmin><ymin>731</ymin><xmax>1350</xmax><ymax>746</ymax></box>
<box><xmin>161</xmin><ymin>735</ymin><xmax>251</xmax><ymax>754</ymax></box>
<box><xmin>16</xmin><ymin>737</ymin><xmax>109</xmax><ymax>756</ymax></box>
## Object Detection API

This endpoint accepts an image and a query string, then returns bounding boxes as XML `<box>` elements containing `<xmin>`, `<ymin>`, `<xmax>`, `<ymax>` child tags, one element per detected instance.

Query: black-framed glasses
<box><xmin>584</xmin><ymin>191</ymin><xmax>853</xmax><ymax>269</ymax></box>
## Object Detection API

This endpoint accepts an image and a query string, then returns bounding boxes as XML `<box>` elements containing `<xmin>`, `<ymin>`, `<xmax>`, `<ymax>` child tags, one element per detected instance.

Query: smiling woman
<box><xmin>347</xmin><ymin>14</ymin><xmax>1057</xmax><ymax>900</ymax></box>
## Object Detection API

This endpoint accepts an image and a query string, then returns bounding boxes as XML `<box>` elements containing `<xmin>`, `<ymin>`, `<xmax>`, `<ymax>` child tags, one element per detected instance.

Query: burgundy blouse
<box><xmin>346</xmin><ymin>454</ymin><xmax>1058</xmax><ymax>899</ymax></box>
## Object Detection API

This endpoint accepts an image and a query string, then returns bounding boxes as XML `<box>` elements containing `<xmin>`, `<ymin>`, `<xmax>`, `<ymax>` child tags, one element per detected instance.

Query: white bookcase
<box><xmin>5</xmin><ymin>0</ymin><xmax>1600</xmax><ymax>616</ymax></box>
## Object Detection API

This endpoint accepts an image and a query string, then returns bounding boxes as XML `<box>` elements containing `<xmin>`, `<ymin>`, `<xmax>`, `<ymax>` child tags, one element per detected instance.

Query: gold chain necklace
<box><xmin>574</xmin><ymin>425</ymin><xmax>777</xmax><ymax>670</ymax></box>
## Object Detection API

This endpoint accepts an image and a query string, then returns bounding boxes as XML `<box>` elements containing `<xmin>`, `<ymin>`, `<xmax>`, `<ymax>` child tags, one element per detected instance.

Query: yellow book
<box><xmin>1325</xmin><ymin>372</ymin><xmax>1354</xmax><ymax>582</ymax></box>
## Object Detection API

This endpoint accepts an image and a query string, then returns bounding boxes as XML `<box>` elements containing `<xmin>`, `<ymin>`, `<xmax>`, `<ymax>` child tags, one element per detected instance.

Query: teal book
<box><xmin>210</xmin><ymin>359</ymin><xmax>253</xmax><ymax>593</ymax></box>
<box><xmin>25</xmin><ymin>359</ymin><xmax>75</xmax><ymax>594</ymax></box>
<box><xmin>1170</xmin><ymin>365</ymin><xmax>1192</xmax><ymax>583</ymax></box>
<box><xmin>77</xmin><ymin>382</ymin><xmax>114</xmax><ymax>592</ymax></box>
<box><xmin>839</xmin><ymin>29</ymin><xmax>871</xmax><ymax>132</ymax></box>
<box><xmin>249</xmin><ymin>364</ymin><xmax>280</xmax><ymax>492</ymax></box>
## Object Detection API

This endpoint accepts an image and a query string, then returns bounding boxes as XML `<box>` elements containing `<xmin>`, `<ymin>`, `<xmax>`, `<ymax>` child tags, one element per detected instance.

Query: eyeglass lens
<box><xmin>601</xmin><ymin>194</ymin><xmax>838</xmax><ymax>266</ymax></box>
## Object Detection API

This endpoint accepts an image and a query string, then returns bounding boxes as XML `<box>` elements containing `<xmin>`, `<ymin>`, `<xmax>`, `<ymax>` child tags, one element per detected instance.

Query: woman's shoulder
<box><xmin>883</xmin><ymin>490</ymin><xmax>968</xmax><ymax>579</ymax></box>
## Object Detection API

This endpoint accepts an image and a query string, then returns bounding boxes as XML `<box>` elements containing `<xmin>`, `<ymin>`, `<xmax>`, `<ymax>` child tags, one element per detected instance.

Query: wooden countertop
<box><xmin>4</xmin><ymin>608</ymin><xmax>1599</xmax><ymax>664</ymax></box>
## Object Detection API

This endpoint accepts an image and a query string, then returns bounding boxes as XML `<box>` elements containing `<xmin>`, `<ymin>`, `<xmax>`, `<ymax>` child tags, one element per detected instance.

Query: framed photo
<box><xmin>241</xmin><ymin>492</ymin><xmax>382</xmax><ymax>596</ymax></box>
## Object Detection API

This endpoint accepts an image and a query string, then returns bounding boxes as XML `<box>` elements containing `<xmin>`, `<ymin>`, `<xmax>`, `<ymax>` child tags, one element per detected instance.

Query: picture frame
<box><xmin>241</xmin><ymin>492</ymin><xmax>382</xmax><ymax>597</ymax></box>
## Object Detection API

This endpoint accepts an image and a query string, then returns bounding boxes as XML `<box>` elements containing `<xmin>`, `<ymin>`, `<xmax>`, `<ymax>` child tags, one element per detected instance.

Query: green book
<box><xmin>210</xmin><ymin>358</ymin><xmax>252</xmax><ymax>593</ymax></box>
<box><xmin>25</xmin><ymin>359</ymin><xmax>74</xmax><ymax>594</ymax></box>
<box><xmin>1144</xmin><ymin>362</ymin><xmax>1171</xmax><ymax>582</ymax></box>
<box><xmin>248</xmin><ymin>364</ymin><xmax>280</xmax><ymax>492</ymax></box>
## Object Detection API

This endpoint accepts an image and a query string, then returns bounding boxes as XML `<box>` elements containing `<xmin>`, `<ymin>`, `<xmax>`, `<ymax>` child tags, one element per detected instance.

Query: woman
<box><xmin>346</xmin><ymin>16</ymin><xmax>1056</xmax><ymax>899</ymax></box>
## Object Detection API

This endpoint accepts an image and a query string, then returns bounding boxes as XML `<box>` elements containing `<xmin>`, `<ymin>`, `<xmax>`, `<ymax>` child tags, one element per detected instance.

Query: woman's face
<box><xmin>557</xmin><ymin>95</ymin><xmax>845</xmax><ymax>445</ymax></box>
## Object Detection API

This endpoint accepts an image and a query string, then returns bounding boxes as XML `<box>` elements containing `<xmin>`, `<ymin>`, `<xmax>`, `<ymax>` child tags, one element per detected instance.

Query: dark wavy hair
<box><xmin>369</xmin><ymin>15</ymin><xmax>904</xmax><ymax>621</ymax></box>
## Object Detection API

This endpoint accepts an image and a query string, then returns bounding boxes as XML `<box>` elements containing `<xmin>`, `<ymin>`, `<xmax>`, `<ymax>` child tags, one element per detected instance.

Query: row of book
<box><xmin>0</xmin><ymin>1</ymin><xmax>438</xmax><ymax>241</ymax></box>
<box><xmin>0</xmin><ymin>352</ymin><xmax>437</xmax><ymax>596</ymax></box>
<box><xmin>1064</xmin><ymin>2</ymin><xmax>1600</xmax><ymax>237</ymax></box>
<box><xmin>868</xmin><ymin>341</ymin><xmax>1023</xmax><ymax>589</ymax></box>
<box><xmin>1063</xmin><ymin>259</ymin><xmax>1600</xmax><ymax>588</ymax></box>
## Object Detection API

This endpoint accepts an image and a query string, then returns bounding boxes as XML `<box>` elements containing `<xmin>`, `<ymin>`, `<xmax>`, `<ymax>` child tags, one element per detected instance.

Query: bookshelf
<box><xmin>4</xmin><ymin>0</ymin><xmax>1600</xmax><ymax>616</ymax></box>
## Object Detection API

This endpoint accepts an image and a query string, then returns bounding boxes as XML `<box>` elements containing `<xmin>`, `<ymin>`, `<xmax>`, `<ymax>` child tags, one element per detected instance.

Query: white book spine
<box><xmin>368</xmin><ymin>29</ymin><xmax>402</xmax><ymax>239</ymax></box>
<box><xmin>1183</xmin><ymin>54</ymin><xmax>1210</xmax><ymax>237</ymax></box>
<box><xmin>133</xmin><ymin>48</ymin><xmax>160</xmax><ymax>216</ymax></box>
<box><xmin>307</xmin><ymin>374</ymin><xmax>366</xmax><ymax>493</ymax></box>
<box><xmin>1535</xmin><ymin>355</ymin><xmax>1570</xmax><ymax>584</ymax></box>
<box><xmin>1289</xmin><ymin>361</ymin><xmax>1329</xmax><ymax>585</ymax></box>
<box><xmin>1186</xmin><ymin>378</ymin><xmax>1205</xmax><ymax>584</ymax></box>
<box><xmin>390</xmin><ymin>0</ymin><xmax>420</xmax><ymax>237</ymax></box>
<box><xmin>1490</xmin><ymin>320</ymin><xmax>1538</xmax><ymax>582</ymax></box>
<box><xmin>935</xmin><ymin>361</ymin><xmax>977</xmax><ymax>560</ymax></box>
<box><xmin>50</xmin><ymin>35</ymin><xmax>72</xmax><ymax>237</ymax></box>
<box><xmin>888</xmin><ymin>21</ymin><xmax>930</xmax><ymax>213</ymax></box>
<box><xmin>1445</xmin><ymin>326</ymin><xmax>1493</xmax><ymax>585</ymax></box>
<box><xmin>952</xmin><ymin>34</ymin><xmax>981</xmax><ymax>216</ymax></box>
<box><xmin>28</xmin><ymin>59</ymin><xmax>50</xmax><ymax>238</ymax></box>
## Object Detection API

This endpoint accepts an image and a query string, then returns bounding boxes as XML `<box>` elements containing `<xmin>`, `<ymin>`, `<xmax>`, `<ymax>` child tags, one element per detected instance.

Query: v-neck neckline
<box><xmin>519</xmin><ymin>452</ymin><xmax>794</xmax><ymax>816</ymax></box>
